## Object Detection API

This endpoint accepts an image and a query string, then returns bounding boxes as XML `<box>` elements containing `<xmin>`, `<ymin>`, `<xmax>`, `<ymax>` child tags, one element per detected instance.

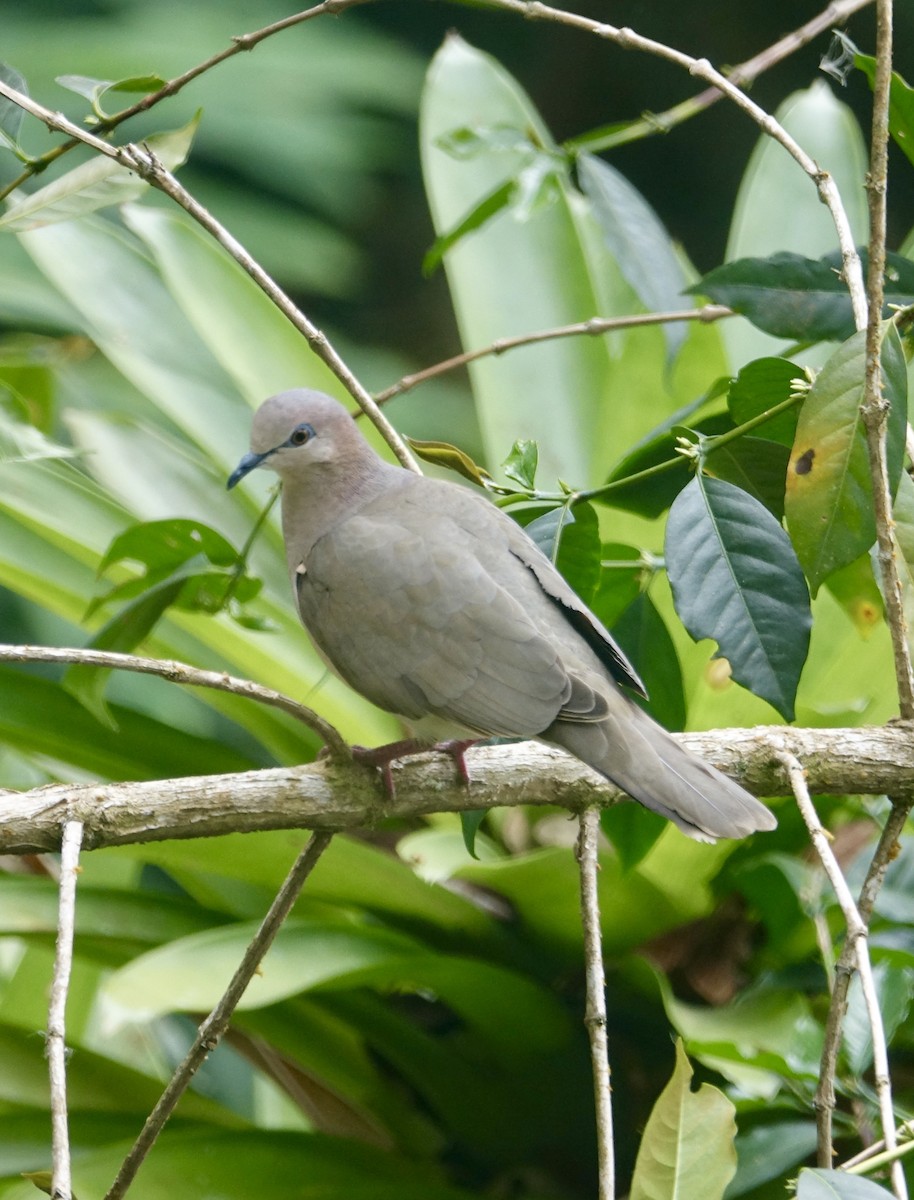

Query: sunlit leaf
<box><xmin>501</xmin><ymin>438</ymin><xmax>538</xmax><ymax>489</ymax></box>
<box><xmin>629</xmin><ymin>1040</ymin><xmax>737</xmax><ymax>1200</ymax></box>
<box><xmin>405</xmin><ymin>437</ymin><xmax>494</xmax><ymax>488</ymax></box>
<box><xmin>785</xmin><ymin>323</ymin><xmax>907</xmax><ymax>591</ymax></box>
<box><xmin>796</xmin><ymin>1168</ymin><xmax>896</xmax><ymax>1198</ymax></box>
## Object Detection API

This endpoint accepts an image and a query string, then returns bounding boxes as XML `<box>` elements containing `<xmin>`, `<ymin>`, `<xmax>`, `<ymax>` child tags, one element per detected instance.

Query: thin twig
<box><xmin>576</xmin><ymin>807</ymin><xmax>614</xmax><ymax>1200</ymax></box>
<box><xmin>47</xmin><ymin>820</ymin><xmax>83</xmax><ymax>1200</ymax></box>
<box><xmin>843</xmin><ymin>1118</ymin><xmax>914</xmax><ymax>1170</ymax></box>
<box><xmin>778</xmin><ymin>750</ymin><xmax>906</xmax><ymax>1200</ymax></box>
<box><xmin>0</xmin><ymin>0</ymin><xmax>373</xmax><ymax>203</ymax></box>
<box><xmin>566</xmin><ymin>0</ymin><xmax>874</xmax><ymax>153</ymax></box>
<box><xmin>103</xmin><ymin>829</ymin><xmax>333</xmax><ymax>1200</ymax></box>
<box><xmin>0</xmin><ymin>643</ymin><xmax>349</xmax><ymax>758</ymax></box>
<box><xmin>374</xmin><ymin>306</ymin><xmax>733</xmax><ymax>404</ymax></box>
<box><xmin>0</xmin><ymin>81</ymin><xmax>419</xmax><ymax>474</ymax></box>
<box><xmin>860</xmin><ymin>0</ymin><xmax>914</xmax><ymax>717</ymax></box>
<box><xmin>485</xmin><ymin>0</ymin><xmax>867</xmax><ymax>329</ymax></box>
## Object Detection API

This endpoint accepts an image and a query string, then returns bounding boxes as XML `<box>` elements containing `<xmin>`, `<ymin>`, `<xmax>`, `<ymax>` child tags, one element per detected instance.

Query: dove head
<box><xmin>227</xmin><ymin>390</ymin><xmax>374</xmax><ymax>489</ymax></box>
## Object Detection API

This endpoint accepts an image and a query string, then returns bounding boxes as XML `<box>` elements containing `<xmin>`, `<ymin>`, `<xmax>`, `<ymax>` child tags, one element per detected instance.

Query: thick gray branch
<box><xmin>2</xmin><ymin>724</ymin><xmax>912</xmax><ymax>854</ymax></box>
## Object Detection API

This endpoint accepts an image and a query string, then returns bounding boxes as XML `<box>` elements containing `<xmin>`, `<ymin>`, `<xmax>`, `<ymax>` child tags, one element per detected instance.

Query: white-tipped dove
<box><xmin>228</xmin><ymin>389</ymin><xmax>776</xmax><ymax>841</ymax></box>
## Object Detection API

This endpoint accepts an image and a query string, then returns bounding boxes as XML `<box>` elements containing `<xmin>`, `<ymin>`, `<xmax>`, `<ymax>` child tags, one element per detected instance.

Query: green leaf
<box><xmin>589</xmin><ymin>542</ymin><xmax>644</xmax><ymax>628</ymax></box>
<box><xmin>704</xmin><ymin>436</ymin><xmax>790</xmax><ymax>521</ymax></box>
<box><xmin>611</xmin><ymin>592</ymin><xmax>686</xmax><ymax>731</ymax></box>
<box><xmin>0</xmin><ymin>116</ymin><xmax>199</xmax><ymax>232</ymax></box>
<box><xmin>691</xmin><ymin>250</ymin><xmax>914</xmax><ymax>344</ymax></box>
<box><xmin>796</xmin><ymin>1168</ymin><xmax>897</xmax><ymax>1199</ymax></box>
<box><xmin>422</xmin><ymin>177</ymin><xmax>514</xmax><ymax>276</ymax></box>
<box><xmin>56</xmin><ymin>72</ymin><xmax>168</xmax><ymax>112</ymax></box>
<box><xmin>727</xmin><ymin>356</ymin><xmax>802</xmax><ymax>447</ymax></box>
<box><xmin>98</xmin><ymin>517</ymin><xmax>240</xmax><ymax>575</ymax></box>
<box><xmin>843</xmin><ymin>961</ymin><xmax>913</xmax><ymax>1075</ymax></box>
<box><xmin>523</xmin><ymin>501</ymin><xmax>601</xmax><ymax>604</ymax></box>
<box><xmin>844</xmin><ymin>35</ymin><xmax>914</xmax><ymax>168</ymax></box>
<box><xmin>785</xmin><ymin>323</ymin><xmax>907</xmax><ymax>591</ymax></box>
<box><xmin>405</xmin><ymin>437</ymin><xmax>495</xmax><ymax>488</ymax></box>
<box><xmin>629</xmin><ymin>1040</ymin><xmax>737</xmax><ymax>1200</ymax></box>
<box><xmin>459</xmin><ymin>810</ymin><xmax>487</xmax><ymax>860</ymax></box>
<box><xmin>501</xmin><ymin>438</ymin><xmax>538</xmax><ymax>489</ymax></box>
<box><xmin>824</xmin><ymin>554</ymin><xmax>885</xmax><ymax>637</ymax></box>
<box><xmin>597</xmin><ymin>406</ymin><xmax>731</xmax><ymax>518</ymax></box>
<box><xmin>0</xmin><ymin>61</ymin><xmax>27</xmax><ymax>151</ymax></box>
<box><xmin>577</xmin><ymin>152</ymin><xmax>689</xmax><ymax>359</ymax></box>
<box><xmin>0</xmin><ymin>397</ymin><xmax>78</xmax><ymax>464</ymax></box>
<box><xmin>666</xmin><ymin>474</ymin><xmax>811</xmax><ymax>720</ymax></box>
<box><xmin>725</xmin><ymin>1121</ymin><xmax>818</xmax><ymax>1198</ymax></box>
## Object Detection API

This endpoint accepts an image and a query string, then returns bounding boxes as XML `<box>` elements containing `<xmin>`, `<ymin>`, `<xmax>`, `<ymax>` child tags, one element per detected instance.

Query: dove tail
<box><xmin>545</xmin><ymin>700</ymin><xmax>775</xmax><ymax>842</ymax></box>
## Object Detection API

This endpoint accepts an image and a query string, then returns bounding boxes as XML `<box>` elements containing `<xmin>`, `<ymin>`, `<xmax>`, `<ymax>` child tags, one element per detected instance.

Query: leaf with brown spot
<box><xmin>785</xmin><ymin>322</ymin><xmax>907</xmax><ymax>593</ymax></box>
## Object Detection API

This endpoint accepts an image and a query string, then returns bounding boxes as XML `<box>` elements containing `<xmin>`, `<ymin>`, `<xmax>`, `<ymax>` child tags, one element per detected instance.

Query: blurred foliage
<box><xmin>0</xmin><ymin>5</ymin><xmax>912</xmax><ymax>1200</ymax></box>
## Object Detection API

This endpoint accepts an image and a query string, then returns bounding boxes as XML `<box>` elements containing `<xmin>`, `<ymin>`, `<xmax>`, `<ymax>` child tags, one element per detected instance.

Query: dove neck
<box><xmin>280</xmin><ymin>456</ymin><xmax>406</xmax><ymax>569</ymax></box>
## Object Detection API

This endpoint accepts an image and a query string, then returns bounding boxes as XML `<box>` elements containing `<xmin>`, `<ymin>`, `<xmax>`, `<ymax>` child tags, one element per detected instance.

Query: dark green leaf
<box><xmin>578</xmin><ymin>152</ymin><xmax>689</xmax><ymax>359</ymax></box>
<box><xmin>785</xmin><ymin>323</ymin><xmax>907</xmax><ymax>591</ymax></box>
<box><xmin>589</xmin><ymin>542</ymin><xmax>644</xmax><ymax>628</ymax></box>
<box><xmin>611</xmin><ymin>592</ymin><xmax>686</xmax><ymax>731</ymax></box>
<box><xmin>596</xmin><ymin>409</ymin><xmax>730</xmax><ymax>518</ymax></box>
<box><xmin>406</xmin><ymin>437</ymin><xmax>495</xmax><ymax>488</ymax></box>
<box><xmin>666</xmin><ymin>475</ymin><xmax>811</xmax><ymax>720</ymax></box>
<box><xmin>727</xmin><ymin>357</ymin><xmax>802</xmax><ymax>447</ymax></box>
<box><xmin>460</xmin><ymin>811</ymin><xmax>487</xmax><ymax>860</ymax></box>
<box><xmin>600</xmin><ymin>802</ymin><xmax>665</xmax><ymax>872</ymax></box>
<box><xmin>524</xmin><ymin>501</ymin><xmax>602</xmax><ymax>603</ymax></box>
<box><xmin>690</xmin><ymin>250</ymin><xmax>914</xmax><ymax>343</ymax></box>
<box><xmin>725</xmin><ymin>1121</ymin><xmax>818</xmax><ymax>1198</ymax></box>
<box><xmin>704</xmin><ymin>436</ymin><xmax>790</xmax><ymax>521</ymax></box>
<box><xmin>0</xmin><ymin>61</ymin><xmax>27</xmax><ymax>150</ymax></box>
<box><xmin>501</xmin><ymin>438</ymin><xmax>538</xmax><ymax>489</ymax></box>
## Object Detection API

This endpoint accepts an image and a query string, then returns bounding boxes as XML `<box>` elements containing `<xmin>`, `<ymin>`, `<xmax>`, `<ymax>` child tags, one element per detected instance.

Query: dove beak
<box><xmin>227</xmin><ymin>450</ymin><xmax>270</xmax><ymax>490</ymax></box>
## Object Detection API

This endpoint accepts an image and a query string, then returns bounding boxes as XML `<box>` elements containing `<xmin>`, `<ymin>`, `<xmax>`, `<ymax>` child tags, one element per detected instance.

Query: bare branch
<box><xmin>779</xmin><ymin>749</ymin><xmax>907</xmax><ymax>1199</ymax></box>
<box><xmin>103</xmin><ymin>829</ymin><xmax>333</xmax><ymax>1200</ymax></box>
<box><xmin>0</xmin><ymin>643</ymin><xmax>349</xmax><ymax>759</ymax></box>
<box><xmin>47</xmin><ymin>820</ymin><xmax>83</xmax><ymax>1200</ymax></box>
<box><xmin>2</xmin><ymin>724</ymin><xmax>913</xmax><ymax>855</ymax></box>
<box><xmin>374</xmin><ymin>306</ymin><xmax>733</xmax><ymax>405</ymax></box>
<box><xmin>860</xmin><ymin>0</ymin><xmax>914</xmax><ymax>717</ymax></box>
<box><xmin>577</xmin><ymin>807</ymin><xmax>614</xmax><ymax>1200</ymax></box>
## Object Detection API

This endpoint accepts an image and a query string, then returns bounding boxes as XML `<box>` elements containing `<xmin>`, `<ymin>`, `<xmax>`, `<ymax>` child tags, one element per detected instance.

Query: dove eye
<box><xmin>288</xmin><ymin>424</ymin><xmax>314</xmax><ymax>447</ymax></box>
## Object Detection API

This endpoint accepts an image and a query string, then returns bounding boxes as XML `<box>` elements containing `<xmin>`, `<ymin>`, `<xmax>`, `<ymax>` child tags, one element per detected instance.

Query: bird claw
<box><xmin>352</xmin><ymin>738</ymin><xmax>480</xmax><ymax>798</ymax></box>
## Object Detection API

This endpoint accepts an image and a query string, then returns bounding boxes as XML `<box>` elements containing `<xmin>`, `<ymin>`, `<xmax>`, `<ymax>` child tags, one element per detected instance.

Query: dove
<box><xmin>228</xmin><ymin>389</ymin><xmax>776</xmax><ymax>841</ymax></box>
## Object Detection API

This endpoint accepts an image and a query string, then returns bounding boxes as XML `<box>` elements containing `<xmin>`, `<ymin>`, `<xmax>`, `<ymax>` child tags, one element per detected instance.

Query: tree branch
<box><xmin>373</xmin><ymin>307</ymin><xmax>733</xmax><ymax>405</ymax></box>
<box><xmin>2</xmin><ymin>724</ymin><xmax>913</xmax><ymax>854</ymax></box>
<box><xmin>47</xmin><ymin>820</ymin><xmax>83</xmax><ymax>1200</ymax></box>
<box><xmin>577</xmin><ymin>807</ymin><xmax>614</xmax><ymax>1200</ymax></box>
<box><xmin>103</xmin><ymin>830</ymin><xmax>333</xmax><ymax>1200</ymax></box>
<box><xmin>484</xmin><ymin>0</ymin><xmax>867</xmax><ymax>328</ymax></box>
<box><xmin>0</xmin><ymin>644</ymin><xmax>350</xmax><ymax>759</ymax></box>
<box><xmin>778</xmin><ymin>749</ymin><xmax>907</xmax><ymax>1200</ymax></box>
<box><xmin>0</xmin><ymin>81</ymin><xmax>420</xmax><ymax>474</ymax></box>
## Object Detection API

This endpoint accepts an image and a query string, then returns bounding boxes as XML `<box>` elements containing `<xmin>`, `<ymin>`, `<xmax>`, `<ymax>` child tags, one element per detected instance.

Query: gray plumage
<box><xmin>228</xmin><ymin>389</ymin><xmax>776</xmax><ymax>842</ymax></box>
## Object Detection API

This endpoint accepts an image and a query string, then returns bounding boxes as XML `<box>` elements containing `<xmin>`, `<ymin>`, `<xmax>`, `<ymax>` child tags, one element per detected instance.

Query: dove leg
<box><xmin>352</xmin><ymin>738</ymin><xmax>480</xmax><ymax>797</ymax></box>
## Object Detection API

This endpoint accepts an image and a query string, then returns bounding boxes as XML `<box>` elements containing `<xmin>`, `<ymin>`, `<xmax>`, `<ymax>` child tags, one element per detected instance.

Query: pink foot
<box><xmin>352</xmin><ymin>738</ymin><xmax>480</xmax><ymax>798</ymax></box>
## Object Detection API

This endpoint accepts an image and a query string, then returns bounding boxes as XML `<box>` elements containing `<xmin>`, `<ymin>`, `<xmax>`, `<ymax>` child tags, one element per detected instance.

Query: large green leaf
<box><xmin>665</xmin><ymin>474</ymin><xmax>811</xmax><ymax>720</ymax></box>
<box><xmin>785</xmin><ymin>323</ymin><xmax>907</xmax><ymax>591</ymax></box>
<box><xmin>629</xmin><ymin>1040</ymin><xmax>737</xmax><ymax>1200</ymax></box>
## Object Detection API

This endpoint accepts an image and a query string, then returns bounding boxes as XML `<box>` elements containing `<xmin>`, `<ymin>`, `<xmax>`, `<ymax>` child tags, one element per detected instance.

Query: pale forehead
<box><xmin>250</xmin><ymin>390</ymin><xmax>350</xmax><ymax>452</ymax></box>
